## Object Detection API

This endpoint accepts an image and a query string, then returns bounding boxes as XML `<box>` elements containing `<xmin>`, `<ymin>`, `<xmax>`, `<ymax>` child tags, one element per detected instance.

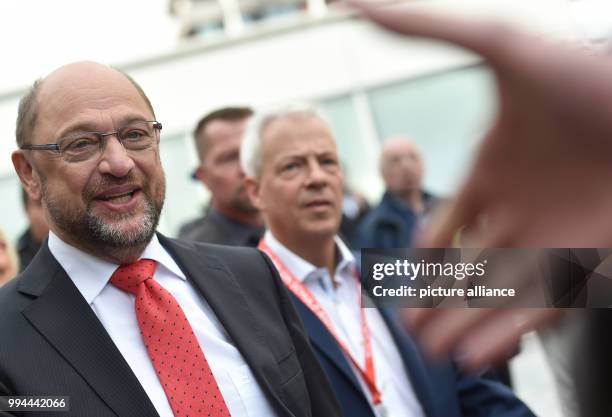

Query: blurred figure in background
<box><xmin>17</xmin><ymin>187</ymin><xmax>49</xmax><ymax>271</ymax></box>
<box><xmin>0</xmin><ymin>228</ymin><xmax>19</xmax><ymax>286</ymax></box>
<box><xmin>354</xmin><ymin>137</ymin><xmax>436</xmax><ymax>249</ymax></box>
<box><xmin>242</xmin><ymin>103</ymin><xmax>535</xmax><ymax>417</ymax></box>
<box><xmin>339</xmin><ymin>164</ymin><xmax>370</xmax><ymax>247</ymax></box>
<box><xmin>179</xmin><ymin>106</ymin><xmax>264</xmax><ymax>246</ymax></box>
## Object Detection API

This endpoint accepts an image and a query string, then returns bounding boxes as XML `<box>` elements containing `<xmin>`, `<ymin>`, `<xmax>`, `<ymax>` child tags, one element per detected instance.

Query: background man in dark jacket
<box><xmin>179</xmin><ymin>107</ymin><xmax>264</xmax><ymax>246</ymax></box>
<box><xmin>354</xmin><ymin>137</ymin><xmax>436</xmax><ymax>249</ymax></box>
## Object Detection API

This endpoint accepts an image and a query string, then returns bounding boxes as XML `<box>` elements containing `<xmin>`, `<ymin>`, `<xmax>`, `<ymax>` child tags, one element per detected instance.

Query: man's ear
<box><xmin>244</xmin><ymin>176</ymin><xmax>265</xmax><ymax>211</ymax></box>
<box><xmin>194</xmin><ymin>165</ymin><xmax>211</xmax><ymax>188</ymax></box>
<box><xmin>12</xmin><ymin>151</ymin><xmax>42</xmax><ymax>202</ymax></box>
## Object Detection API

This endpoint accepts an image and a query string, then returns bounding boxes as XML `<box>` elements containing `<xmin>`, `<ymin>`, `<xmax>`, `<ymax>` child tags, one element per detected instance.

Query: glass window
<box><xmin>159</xmin><ymin>134</ymin><xmax>206</xmax><ymax>237</ymax></box>
<box><xmin>368</xmin><ymin>65</ymin><xmax>496</xmax><ymax>196</ymax></box>
<box><xmin>319</xmin><ymin>95</ymin><xmax>383</xmax><ymax>201</ymax></box>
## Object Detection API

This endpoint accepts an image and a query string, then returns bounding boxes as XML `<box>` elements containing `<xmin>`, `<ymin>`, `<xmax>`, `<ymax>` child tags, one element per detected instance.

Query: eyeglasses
<box><xmin>20</xmin><ymin>120</ymin><xmax>162</xmax><ymax>163</ymax></box>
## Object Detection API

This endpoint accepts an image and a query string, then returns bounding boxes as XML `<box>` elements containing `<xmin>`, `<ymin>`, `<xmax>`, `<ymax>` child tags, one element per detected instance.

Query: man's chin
<box><xmin>300</xmin><ymin>221</ymin><xmax>339</xmax><ymax>240</ymax></box>
<box><xmin>105</xmin><ymin>221</ymin><xmax>151</xmax><ymax>236</ymax></box>
<box><xmin>87</xmin><ymin>211</ymin><xmax>156</xmax><ymax>246</ymax></box>
<box><xmin>93</xmin><ymin>209</ymin><xmax>141</xmax><ymax>224</ymax></box>
<box><xmin>234</xmin><ymin>198</ymin><xmax>259</xmax><ymax>214</ymax></box>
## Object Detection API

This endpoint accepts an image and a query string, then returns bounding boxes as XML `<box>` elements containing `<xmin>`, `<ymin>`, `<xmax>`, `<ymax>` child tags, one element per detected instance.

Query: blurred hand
<box><xmin>350</xmin><ymin>0</ymin><xmax>612</xmax><ymax>367</ymax></box>
<box><xmin>352</xmin><ymin>0</ymin><xmax>612</xmax><ymax>247</ymax></box>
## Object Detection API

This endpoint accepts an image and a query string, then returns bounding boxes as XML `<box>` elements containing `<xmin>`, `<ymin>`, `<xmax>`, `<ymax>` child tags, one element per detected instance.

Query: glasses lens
<box><xmin>56</xmin><ymin>121</ymin><xmax>159</xmax><ymax>163</ymax></box>
<box><xmin>58</xmin><ymin>134</ymin><xmax>100</xmax><ymax>162</ymax></box>
<box><xmin>119</xmin><ymin>121</ymin><xmax>157</xmax><ymax>151</ymax></box>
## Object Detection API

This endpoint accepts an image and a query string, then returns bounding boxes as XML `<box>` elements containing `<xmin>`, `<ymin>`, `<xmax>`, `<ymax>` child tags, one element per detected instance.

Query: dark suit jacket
<box><xmin>290</xmin><ymin>295</ymin><xmax>537</xmax><ymax>417</ymax></box>
<box><xmin>0</xmin><ymin>235</ymin><xmax>341</xmax><ymax>417</ymax></box>
<box><xmin>178</xmin><ymin>209</ymin><xmax>263</xmax><ymax>247</ymax></box>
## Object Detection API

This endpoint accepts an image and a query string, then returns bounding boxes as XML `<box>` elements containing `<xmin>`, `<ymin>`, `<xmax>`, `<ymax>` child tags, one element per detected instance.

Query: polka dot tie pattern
<box><xmin>110</xmin><ymin>259</ymin><xmax>231</xmax><ymax>417</ymax></box>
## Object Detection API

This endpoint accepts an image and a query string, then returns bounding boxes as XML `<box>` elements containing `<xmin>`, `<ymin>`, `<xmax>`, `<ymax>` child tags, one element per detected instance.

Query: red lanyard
<box><xmin>258</xmin><ymin>240</ymin><xmax>382</xmax><ymax>405</ymax></box>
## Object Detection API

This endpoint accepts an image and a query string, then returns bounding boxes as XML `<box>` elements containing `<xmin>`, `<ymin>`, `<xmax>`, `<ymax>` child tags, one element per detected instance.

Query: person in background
<box><xmin>179</xmin><ymin>107</ymin><xmax>264</xmax><ymax>246</ymax></box>
<box><xmin>17</xmin><ymin>187</ymin><xmax>49</xmax><ymax>270</ymax></box>
<box><xmin>242</xmin><ymin>103</ymin><xmax>535</xmax><ymax>417</ymax></box>
<box><xmin>0</xmin><ymin>228</ymin><xmax>19</xmax><ymax>286</ymax></box>
<box><xmin>354</xmin><ymin>137</ymin><xmax>436</xmax><ymax>249</ymax></box>
<box><xmin>339</xmin><ymin>164</ymin><xmax>371</xmax><ymax>247</ymax></box>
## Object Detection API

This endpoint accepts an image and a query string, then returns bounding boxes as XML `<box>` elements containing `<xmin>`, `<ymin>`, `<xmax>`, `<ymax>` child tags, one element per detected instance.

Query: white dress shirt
<box><xmin>48</xmin><ymin>231</ymin><xmax>277</xmax><ymax>417</ymax></box>
<box><xmin>263</xmin><ymin>231</ymin><xmax>426</xmax><ymax>417</ymax></box>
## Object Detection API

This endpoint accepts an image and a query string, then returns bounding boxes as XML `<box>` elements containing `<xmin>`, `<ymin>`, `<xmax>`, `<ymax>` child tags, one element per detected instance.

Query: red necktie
<box><xmin>110</xmin><ymin>259</ymin><xmax>231</xmax><ymax>417</ymax></box>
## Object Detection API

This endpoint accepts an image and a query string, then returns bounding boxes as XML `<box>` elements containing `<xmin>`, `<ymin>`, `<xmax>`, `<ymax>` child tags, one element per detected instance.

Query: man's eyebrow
<box><xmin>317</xmin><ymin>150</ymin><xmax>337</xmax><ymax>157</ymax></box>
<box><xmin>277</xmin><ymin>153</ymin><xmax>305</xmax><ymax>162</ymax></box>
<box><xmin>215</xmin><ymin>149</ymin><xmax>240</xmax><ymax>160</ymax></box>
<box><xmin>55</xmin><ymin>122</ymin><xmax>99</xmax><ymax>139</ymax></box>
<box><xmin>277</xmin><ymin>150</ymin><xmax>337</xmax><ymax>161</ymax></box>
<box><xmin>56</xmin><ymin>115</ymin><xmax>150</xmax><ymax>139</ymax></box>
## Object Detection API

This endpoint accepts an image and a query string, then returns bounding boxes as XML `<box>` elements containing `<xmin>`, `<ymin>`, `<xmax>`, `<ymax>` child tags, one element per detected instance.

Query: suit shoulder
<box><xmin>0</xmin><ymin>276</ymin><xmax>31</xmax><ymax>330</ymax></box>
<box><xmin>166</xmin><ymin>236</ymin><xmax>267</xmax><ymax>266</ymax></box>
<box><xmin>0</xmin><ymin>277</ymin><xmax>23</xmax><ymax>307</ymax></box>
<box><xmin>177</xmin><ymin>216</ymin><xmax>207</xmax><ymax>239</ymax></box>
<box><xmin>177</xmin><ymin>237</ymin><xmax>260</xmax><ymax>256</ymax></box>
<box><xmin>195</xmin><ymin>242</ymin><xmax>269</xmax><ymax>269</ymax></box>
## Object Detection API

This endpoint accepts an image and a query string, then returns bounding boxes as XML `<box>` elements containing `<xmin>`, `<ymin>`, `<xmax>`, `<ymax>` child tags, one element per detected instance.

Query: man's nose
<box><xmin>97</xmin><ymin>135</ymin><xmax>135</xmax><ymax>177</ymax></box>
<box><xmin>305</xmin><ymin>160</ymin><xmax>328</xmax><ymax>187</ymax></box>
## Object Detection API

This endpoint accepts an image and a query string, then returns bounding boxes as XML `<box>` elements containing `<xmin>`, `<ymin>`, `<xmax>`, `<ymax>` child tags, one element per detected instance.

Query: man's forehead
<box><xmin>39</xmin><ymin>62</ymin><xmax>134</xmax><ymax>98</ymax></box>
<box><xmin>263</xmin><ymin>116</ymin><xmax>335</xmax><ymax>147</ymax></box>
<box><xmin>200</xmin><ymin>120</ymin><xmax>247</xmax><ymax>161</ymax></box>
<box><xmin>43</xmin><ymin>62</ymin><xmax>144</xmax><ymax>106</ymax></box>
<box><xmin>204</xmin><ymin>118</ymin><xmax>247</xmax><ymax>142</ymax></box>
<box><xmin>382</xmin><ymin>138</ymin><xmax>419</xmax><ymax>158</ymax></box>
<box><xmin>35</xmin><ymin>63</ymin><xmax>151</xmax><ymax>133</ymax></box>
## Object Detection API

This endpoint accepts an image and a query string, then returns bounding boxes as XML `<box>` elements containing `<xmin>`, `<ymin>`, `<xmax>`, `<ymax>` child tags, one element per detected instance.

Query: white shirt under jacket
<box><xmin>263</xmin><ymin>231</ymin><xmax>426</xmax><ymax>417</ymax></box>
<box><xmin>48</xmin><ymin>231</ymin><xmax>277</xmax><ymax>417</ymax></box>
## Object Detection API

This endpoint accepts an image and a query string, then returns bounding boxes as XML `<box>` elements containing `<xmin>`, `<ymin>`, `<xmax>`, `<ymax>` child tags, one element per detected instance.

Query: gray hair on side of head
<box><xmin>240</xmin><ymin>102</ymin><xmax>330</xmax><ymax>178</ymax></box>
<box><xmin>15</xmin><ymin>79</ymin><xmax>43</xmax><ymax>148</ymax></box>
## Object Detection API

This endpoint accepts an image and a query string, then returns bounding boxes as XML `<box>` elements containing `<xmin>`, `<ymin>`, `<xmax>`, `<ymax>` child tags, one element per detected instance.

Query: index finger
<box><xmin>348</xmin><ymin>0</ymin><xmax>518</xmax><ymax>65</ymax></box>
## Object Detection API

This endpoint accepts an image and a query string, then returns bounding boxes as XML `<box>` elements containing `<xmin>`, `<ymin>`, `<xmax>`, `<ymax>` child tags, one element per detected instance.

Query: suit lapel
<box><xmin>288</xmin><ymin>292</ymin><xmax>365</xmax><ymax>396</ymax></box>
<box><xmin>158</xmin><ymin>236</ymin><xmax>285</xmax><ymax>407</ymax></box>
<box><xmin>18</xmin><ymin>243</ymin><xmax>159</xmax><ymax>417</ymax></box>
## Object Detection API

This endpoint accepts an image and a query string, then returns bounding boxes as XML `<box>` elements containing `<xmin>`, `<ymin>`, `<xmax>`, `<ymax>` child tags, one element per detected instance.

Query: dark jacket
<box><xmin>0</xmin><ymin>235</ymin><xmax>341</xmax><ymax>417</ymax></box>
<box><xmin>178</xmin><ymin>208</ymin><xmax>263</xmax><ymax>247</ymax></box>
<box><xmin>16</xmin><ymin>229</ymin><xmax>42</xmax><ymax>272</ymax></box>
<box><xmin>353</xmin><ymin>191</ymin><xmax>436</xmax><ymax>249</ymax></box>
<box><xmin>291</xmin><ymin>295</ymin><xmax>536</xmax><ymax>417</ymax></box>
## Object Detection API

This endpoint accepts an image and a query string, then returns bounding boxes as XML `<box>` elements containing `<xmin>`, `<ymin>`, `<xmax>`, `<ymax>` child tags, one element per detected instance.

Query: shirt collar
<box><xmin>262</xmin><ymin>231</ymin><xmax>357</xmax><ymax>285</ymax></box>
<box><xmin>48</xmin><ymin>231</ymin><xmax>186</xmax><ymax>305</ymax></box>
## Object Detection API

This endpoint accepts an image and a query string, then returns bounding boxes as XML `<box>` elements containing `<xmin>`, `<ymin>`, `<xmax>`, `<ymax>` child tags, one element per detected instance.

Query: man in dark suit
<box><xmin>1</xmin><ymin>61</ymin><xmax>341</xmax><ymax>417</ymax></box>
<box><xmin>242</xmin><ymin>103</ymin><xmax>536</xmax><ymax>417</ymax></box>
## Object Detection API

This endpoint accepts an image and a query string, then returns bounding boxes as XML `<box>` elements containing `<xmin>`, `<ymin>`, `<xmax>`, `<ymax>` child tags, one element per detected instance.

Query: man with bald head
<box><xmin>354</xmin><ymin>137</ymin><xmax>436</xmax><ymax>249</ymax></box>
<box><xmin>0</xmin><ymin>62</ymin><xmax>340</xmax><ymax>417</ymax></box>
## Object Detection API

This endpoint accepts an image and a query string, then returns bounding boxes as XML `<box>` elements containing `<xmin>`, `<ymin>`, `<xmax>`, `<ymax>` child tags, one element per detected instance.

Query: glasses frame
<box><xmin>20</xmin><ymin>120</ymin><xmax>163</xmax><ymax>159</ymax></box>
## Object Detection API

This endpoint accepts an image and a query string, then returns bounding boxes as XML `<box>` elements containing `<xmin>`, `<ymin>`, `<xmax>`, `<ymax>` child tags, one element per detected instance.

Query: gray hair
<box><xmin>15</xmin><ymin>79</ymin><xmax>43</xmax><ymax>148</ymax></box>
<box><xmin>240</xmin><ymin>103</ymin><xmax>331</xmax><ymax>178</ymax></box>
